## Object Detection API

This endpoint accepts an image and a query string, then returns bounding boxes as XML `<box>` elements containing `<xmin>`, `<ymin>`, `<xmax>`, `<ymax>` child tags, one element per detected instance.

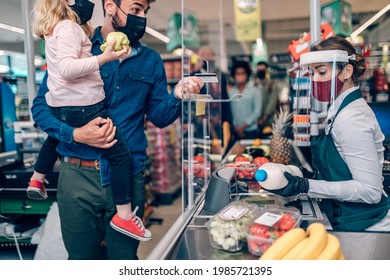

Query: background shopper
<box><xmin>228</xmin><ymin>60</ymin><xmax>262</xmax><ymax>140</ymax></box>
<box><xmin>255</xmin><ymin>61</ymin><xmax>281</xmax><ymax>132</ymax></box>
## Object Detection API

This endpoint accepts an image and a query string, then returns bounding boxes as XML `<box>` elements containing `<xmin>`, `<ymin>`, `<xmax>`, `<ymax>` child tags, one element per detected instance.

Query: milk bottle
<box><xmin>255</xmin><ymin>163</ymin><xmax>303</xmax><ymax>190</ymax></box>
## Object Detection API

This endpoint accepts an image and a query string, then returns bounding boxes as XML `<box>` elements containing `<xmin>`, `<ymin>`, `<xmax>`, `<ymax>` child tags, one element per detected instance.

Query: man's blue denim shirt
<box><xmin>31</xmin><ymin>27</ymin><xmax>182</xmax><ymax>186</ymax></box>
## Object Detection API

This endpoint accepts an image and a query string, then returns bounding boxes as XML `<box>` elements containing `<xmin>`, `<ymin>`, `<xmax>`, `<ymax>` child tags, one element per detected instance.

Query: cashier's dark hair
<box><xmin>310</xmin><ymin>36</ymin><xmax>366</xmax><ymax>85</ymax></box>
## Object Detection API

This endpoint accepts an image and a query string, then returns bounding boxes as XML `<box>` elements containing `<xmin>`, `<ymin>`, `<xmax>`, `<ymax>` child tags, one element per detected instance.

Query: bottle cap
<box><xmin>255</xmin><ymin>169</ymin><xmax>267</xmax><ymax>182</ymax></box>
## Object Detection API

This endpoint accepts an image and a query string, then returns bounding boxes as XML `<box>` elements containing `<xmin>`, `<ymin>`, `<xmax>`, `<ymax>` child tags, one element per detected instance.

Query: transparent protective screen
<box><xmin>181</xmin><ymin>0</ymin><xmax>229</xmax><ymax>211</ymax></box>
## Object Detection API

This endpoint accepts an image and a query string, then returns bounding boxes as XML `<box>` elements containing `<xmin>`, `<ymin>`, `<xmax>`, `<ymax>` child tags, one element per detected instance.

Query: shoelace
<box><xmin>131</xmin><ymin>206</ymin><xmax>145</xmax><ymax>233</ymax></box>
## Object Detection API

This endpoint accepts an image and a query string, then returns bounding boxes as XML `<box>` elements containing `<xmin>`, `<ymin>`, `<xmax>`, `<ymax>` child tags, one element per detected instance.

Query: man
<box><xmin>31</xmin><ymin>0</ymin><xmax>203</xmax><ymax>260</ymax></box>
<box><xmin>255</xmin><ymin>61</ymin><xmax>280</xmax><ymax>131</ymax></box>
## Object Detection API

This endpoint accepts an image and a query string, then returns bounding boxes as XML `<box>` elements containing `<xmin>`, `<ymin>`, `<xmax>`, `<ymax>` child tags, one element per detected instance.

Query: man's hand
<box><xmin>234</xmin><ymin>124</ymin><xmax>247</xmax><ymax>139</ymax></box>
<box><xmin>72</xmin><ymin>117</ymin><xmax>117</xmax><ymax>148</ymax></box>
<box><xmin>258</xmin><ymin>115</ymin><xmax>268</xmax><ymax>126</ymax></box>
<box><xmin>174</xmin><ymin>76</ymin><xmax>204</xmax><ymax>99</ymax></box>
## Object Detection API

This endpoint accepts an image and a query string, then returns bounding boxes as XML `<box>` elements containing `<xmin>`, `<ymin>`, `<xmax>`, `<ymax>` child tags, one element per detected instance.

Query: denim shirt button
<box><xmin>116</xmin><ymin>86</ymin><xmax>120</xmax><ymax>90</ymax></box>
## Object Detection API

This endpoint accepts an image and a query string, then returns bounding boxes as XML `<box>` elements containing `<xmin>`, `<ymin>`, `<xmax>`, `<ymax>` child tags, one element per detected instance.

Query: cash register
<box><xmin>369</xmin><ymin>102</ymin><xmax>390</xmax><ymax>194</ymax></box>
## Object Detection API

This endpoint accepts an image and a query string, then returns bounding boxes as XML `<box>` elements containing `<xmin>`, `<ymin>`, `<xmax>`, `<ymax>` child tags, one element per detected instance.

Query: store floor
<box><xmin>0</xmin><ymin>196</ymin><xmax>182</xmax><ymax>260</ymax></box>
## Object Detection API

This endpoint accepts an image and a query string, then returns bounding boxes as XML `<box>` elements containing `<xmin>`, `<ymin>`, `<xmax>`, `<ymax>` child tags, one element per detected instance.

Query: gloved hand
<box><xmin>299</xmin><ymin>166</ymin><xmax>318</xmax><ymax>179</ymax></box>
<box><xmin>266</xmin><ymin>171</ymin><xmax>309</xmax><ymax>197</ymax></box>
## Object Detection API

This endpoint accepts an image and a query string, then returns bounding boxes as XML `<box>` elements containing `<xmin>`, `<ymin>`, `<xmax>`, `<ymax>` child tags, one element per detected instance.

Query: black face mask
<box><xmin>112</xmin><ymin>4</ymin><xmax>147</xmax><ymax>44</ymax></box>
<box><xmin>256</xmin><ymin>70</ymin><xmax>266</xmax><ymax>80</ymax></box>
<box><xmin>70</xmin><ymin>0</ymin><xmax>95</xmax><ymax>25</ymax></box>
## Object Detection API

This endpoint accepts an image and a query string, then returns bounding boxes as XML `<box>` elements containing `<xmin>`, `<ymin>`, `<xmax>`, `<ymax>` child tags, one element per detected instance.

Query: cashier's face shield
<box><xmin>297</xmin><ymin>50</ymin><xmax>354</xmax><ymax>111</ymax></box>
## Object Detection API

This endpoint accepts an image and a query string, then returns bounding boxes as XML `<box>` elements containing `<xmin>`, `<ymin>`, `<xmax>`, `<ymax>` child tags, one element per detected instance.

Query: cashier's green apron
<box><xmin>311</xmin><ymin>89</ymin><xmax>389</xmax><ymax>231</ymax></box>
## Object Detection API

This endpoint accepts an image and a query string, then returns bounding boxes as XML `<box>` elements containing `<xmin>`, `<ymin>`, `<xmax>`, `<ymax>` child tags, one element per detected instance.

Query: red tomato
<box><xmin>249</xmin><ymin>224</ymin><xmax>269</xmax><ymax>237</ymax></box>
<box><xmin>234</xmin><ymin>155</ymin><xmax>250</xmax><ymax>163</ymax></box>
<box><xmin>269</xmin><ymin>230</ymin><xmax>284</xmax><ymax>240</ymax></box>
<box><xmin>276</xmin><ymin>214</ymin><xmax>296</xmax><ymax>231</ymax></box>
<box><xmin>259</xmin><ymin>242</ymin><xmax>271</xmax><ymax>253</ymax></box>
<box><xmin>193</xmin><ymin>155</ymin><xmax>205</xmax><ymax>163</ymax></box>
<box><xmin>252</xmin><ymin>157</ymin><xmax>270</xmax><ymax>165</ymax></box>
<box><xmin>248</xmin><ymin>239</ymin><xmax>260</xmax><ymax>253</ymax></box>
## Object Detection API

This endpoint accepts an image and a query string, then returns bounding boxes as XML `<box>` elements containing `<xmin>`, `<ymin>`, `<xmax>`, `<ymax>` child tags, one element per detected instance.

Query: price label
<box><xmin>254</xmin><ymin>212</ymin><xmax>282</xmax><ymax>227</ymax></box>
<box><xmin>219</xmin><ymin>206</ymin><xmax>249</xmax><ymax>220</ymax></box>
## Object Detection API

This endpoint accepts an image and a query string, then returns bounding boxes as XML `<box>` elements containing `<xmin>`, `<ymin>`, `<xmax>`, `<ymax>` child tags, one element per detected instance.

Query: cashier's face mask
<box><xmin>311</xmin><ymin>75</ymin><xmax>345</xmax><ymax>102</ymax></box>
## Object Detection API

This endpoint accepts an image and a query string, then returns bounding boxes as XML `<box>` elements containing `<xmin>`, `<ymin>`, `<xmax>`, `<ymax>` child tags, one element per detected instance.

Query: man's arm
<box><xmin>31</xmin><ymin>72</ymin><xmax>75</xmax><ymax>143</ymax></box>
<box><xmin>32</xmin><ymin>72</ymin><xmax>117</xmax><ymax>148</ymax></box>
<box><xmin>146</xmin><ymin>57</ymin><xmax>203</xmax><ymax>128</ymax></box>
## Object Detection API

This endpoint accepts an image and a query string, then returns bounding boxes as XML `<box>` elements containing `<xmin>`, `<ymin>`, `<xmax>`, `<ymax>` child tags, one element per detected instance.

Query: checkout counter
<box><xmin>0</xmin><ymin>122</ymin><xmax>58</xmax><ymax>243</ymax></box>
<box><xmin>146</xmin><ymin>87</ymin><xmax>390</xmax><ymax>260</ymax></box>
<box><xmin>147</xmin><ymin>139</ymin><xmax>390</xmax><ymax>260</ymax></box>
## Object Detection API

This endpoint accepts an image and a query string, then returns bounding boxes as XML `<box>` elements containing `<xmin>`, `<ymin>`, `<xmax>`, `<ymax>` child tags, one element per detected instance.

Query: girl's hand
<box><xmin>97</xmin><ymin>40</ymin><xmax>131</xmax><ymax>66</ymax></box>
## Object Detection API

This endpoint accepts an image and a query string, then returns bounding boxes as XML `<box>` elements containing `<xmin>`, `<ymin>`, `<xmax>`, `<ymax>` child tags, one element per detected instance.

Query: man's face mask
<box><xmin>256</xmin><ymin>70</ymin><xmax>266</xmax><ymax>80</ymax></box>
<box><xmin>112</xmin><ymin>3</ymin><xmax>147</xmax><ymax>44</ymax></box>
<box><xmin>70</xmin><ymin>0</ymin><xmax>95</xmax><ymax>25</ymax></box>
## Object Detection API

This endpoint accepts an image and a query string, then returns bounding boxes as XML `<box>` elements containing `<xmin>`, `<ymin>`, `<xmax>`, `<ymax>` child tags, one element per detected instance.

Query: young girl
<box><xmin>29</xmin><ymin>0</ymin><xmax>152</xmax><ymax>241</ymax></box>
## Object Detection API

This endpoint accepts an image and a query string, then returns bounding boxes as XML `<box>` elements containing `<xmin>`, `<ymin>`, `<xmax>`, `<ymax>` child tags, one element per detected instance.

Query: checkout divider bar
<box><xmin>146</xmin><ymin>192</ymin><xmax>206</xmax><ymax>260</ymax></box>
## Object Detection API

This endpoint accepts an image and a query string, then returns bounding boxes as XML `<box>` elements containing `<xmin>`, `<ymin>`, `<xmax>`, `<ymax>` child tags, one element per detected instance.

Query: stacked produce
<box><xmin>259</xmin><ymin>223</ymin><xmax>344</xmax><ymax>260</ymax></box>
<box><xmin>145</xmin><ymin>120</ymin><xmax>181</xmax><ymax>194</ymax></box>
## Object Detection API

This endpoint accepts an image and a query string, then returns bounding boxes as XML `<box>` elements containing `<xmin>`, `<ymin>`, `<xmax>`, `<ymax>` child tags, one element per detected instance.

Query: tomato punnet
<box><xmin>252</xmin><ymin>156</ymin><xmax>270</xmax><ymax>165</ymax></box>
<box><xmin>234</xmin><ymin>155</ymin><xmax>250</xmax><ymax>163</ymax></box>
<box><xmin>193</xmin><ymin>155</ymin><xmax>206</xmax><ymax>162</ymax></box>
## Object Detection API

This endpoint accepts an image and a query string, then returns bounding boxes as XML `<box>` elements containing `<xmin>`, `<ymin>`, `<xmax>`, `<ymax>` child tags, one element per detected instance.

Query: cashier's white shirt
<box><xmin>307</xmin><ymin>86</ymin><xmax>390</xmax><ymax>230</ymax></box>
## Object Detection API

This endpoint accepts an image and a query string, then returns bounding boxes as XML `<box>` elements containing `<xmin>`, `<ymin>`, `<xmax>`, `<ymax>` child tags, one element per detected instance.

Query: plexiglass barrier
<box><xmin>180</xmin><ymin>0</ymin><xmax>240</xmax><ymax>212</ymax></box>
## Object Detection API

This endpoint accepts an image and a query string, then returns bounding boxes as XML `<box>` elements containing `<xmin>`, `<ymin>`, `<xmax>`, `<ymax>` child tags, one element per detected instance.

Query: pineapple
<box><xmin>270</xmin><ymin>107</ymin><xmax>293</xmax><ymax>165</ymax></box>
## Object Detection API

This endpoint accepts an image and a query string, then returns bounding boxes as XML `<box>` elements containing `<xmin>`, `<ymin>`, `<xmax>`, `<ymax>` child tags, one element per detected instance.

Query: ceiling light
<box><xmin>349</xmin><ymin>4</ymin><xmax>390</xmax><ymax>39</ymax></box>
<box><xmin>146</xmin><ymin>26</ymin><xmax>170</xmax><ymax>43</ymax></box>
<box><xmin>0</xmin><ymin>22</ymin><xmax>24</xmax><ymax>34</ymax></box>
<box><xmin>0</xmin><ymin>22</ymin><xmax>38</xmax><ymax>38</ymax></box>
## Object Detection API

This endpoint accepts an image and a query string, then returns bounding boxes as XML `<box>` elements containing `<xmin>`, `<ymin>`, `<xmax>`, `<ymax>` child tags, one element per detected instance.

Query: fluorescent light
<box><xmin>0</xmin><ymin>22</ymin><xmax>25</xmax><ymax>34</ymax></box>
<box><xmin>0</xmin><ymin>22</ymin><xmax>38</xmax><ymax>38</ymax></box>
<box><xmin>349</xmin><ymin>4</ymin><xmax>390</xmax><ymax>39</ymax></box>
<box><xmin>146</xmin><ymin>26</ymin><xmax>170</xmax><ymax>43</ymax></box>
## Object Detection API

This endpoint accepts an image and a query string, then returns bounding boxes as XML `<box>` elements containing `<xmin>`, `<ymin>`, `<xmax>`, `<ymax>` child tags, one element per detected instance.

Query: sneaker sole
<box><xmin>26</xmin><ymin>188</ymin><xmax>48</xmax><ymax>200</ymax></box>
<box><xmin>110</xmin><ymin>221</ymin><xmax>152</xmax><ymax>242</ymax></box>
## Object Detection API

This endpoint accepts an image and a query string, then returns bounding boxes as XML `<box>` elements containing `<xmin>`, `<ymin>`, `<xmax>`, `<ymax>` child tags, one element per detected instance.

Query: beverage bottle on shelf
<box><xmin>254</xmin><ymin>162</ymin><xmax>303</xmax><ymax>190</ymax></box>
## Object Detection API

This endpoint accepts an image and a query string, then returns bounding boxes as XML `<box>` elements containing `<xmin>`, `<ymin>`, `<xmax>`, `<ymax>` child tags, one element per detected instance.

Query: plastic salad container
<box><xmin>246</xmin><ymin>207</ymin><xmax>302</xmax><ymax>256</ymax></box>
<box><xmin>205</xmin><ymin>201</ymin><xmax>258</xmax><ymax>252</ymax></box>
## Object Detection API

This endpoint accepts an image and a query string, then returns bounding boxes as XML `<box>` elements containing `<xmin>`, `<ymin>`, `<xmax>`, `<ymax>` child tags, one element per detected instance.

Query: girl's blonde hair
<box><xmin>32</xmin><ymin>0</ymin><xmax>93</xmax><ymax>39</ymax></box>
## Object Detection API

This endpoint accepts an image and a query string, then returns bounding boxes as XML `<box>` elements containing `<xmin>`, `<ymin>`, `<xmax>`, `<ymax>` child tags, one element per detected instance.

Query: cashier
<box><xmin>265</xmin><ymin>36</ymin><xmax>390</xmax><ymax>232</ymax></box>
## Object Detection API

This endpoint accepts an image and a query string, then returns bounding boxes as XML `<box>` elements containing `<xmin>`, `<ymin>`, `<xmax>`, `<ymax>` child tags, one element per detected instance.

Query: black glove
<box><xmin>299</xmin><ymin>166</ymin><xmax>318</xmax><ymax>179</ymax></box>
<box><xmin>266</xmin><ymin>171</ymin><xmax>309</xmax><ymax>197</ymax></box>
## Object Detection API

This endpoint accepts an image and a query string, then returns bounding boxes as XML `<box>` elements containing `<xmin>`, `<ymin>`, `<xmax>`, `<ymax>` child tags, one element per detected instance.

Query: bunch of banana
<box><xmin>259</xmin><ymin>223</ymin><xmax>344</xmax><ymax>260</ymax></box>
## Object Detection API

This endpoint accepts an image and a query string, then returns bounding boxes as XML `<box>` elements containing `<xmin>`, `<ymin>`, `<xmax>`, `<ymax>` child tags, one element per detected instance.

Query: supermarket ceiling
<box><xmin>0</xmin><ymin>0</ymin><xmax>389</xmax><ymax>55</ymax></box>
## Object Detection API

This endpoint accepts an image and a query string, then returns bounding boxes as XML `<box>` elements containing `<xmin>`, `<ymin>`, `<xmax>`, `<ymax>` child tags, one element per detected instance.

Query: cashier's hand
<box><xmin>72</xmin><ymin>117</ymin><xmax>117</xmax><ymax>148</ymax></box>
<box><xmin>299</xmin><ymin>166</ymin><xmax>318</xmax><ymax>179</ymax></box>
<box><xmin>266</xmin><ymin>172</ymin><xmax>309</xmax><ymax>197</ymax></box>
<box><xmin>174</xmin><ymin>76</ymin><xmax>204</xmax><ymax>99</ymax></box>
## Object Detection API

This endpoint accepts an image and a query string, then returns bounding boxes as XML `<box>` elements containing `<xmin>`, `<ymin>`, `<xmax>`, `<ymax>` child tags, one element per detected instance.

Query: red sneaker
<box><xmin>110</xmin><ymin>206</ymin><xmax>152</xmax><ymax>241</ymax></box>
<box><xmin>26</xmin><ymin>179</ymin><xmax>48</xmax><ymax>200</ymax></box>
